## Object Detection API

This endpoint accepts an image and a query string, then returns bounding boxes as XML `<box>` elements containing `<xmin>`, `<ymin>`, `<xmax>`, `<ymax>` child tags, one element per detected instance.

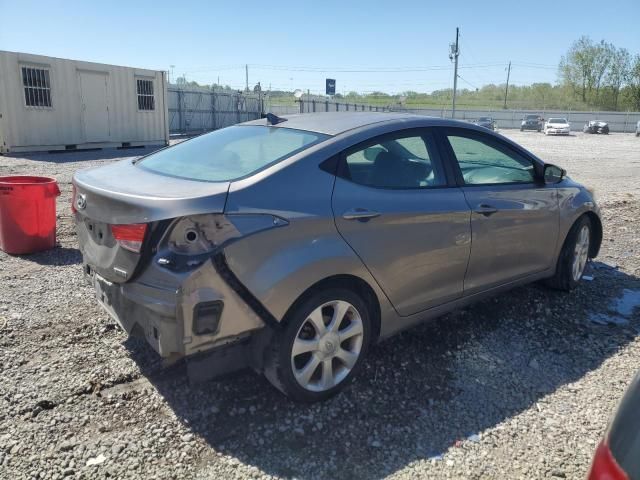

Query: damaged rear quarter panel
<box><xmin>178</xmin><ymin>259</ymin><xmax>264</xmax><ymax>356</ymax></box>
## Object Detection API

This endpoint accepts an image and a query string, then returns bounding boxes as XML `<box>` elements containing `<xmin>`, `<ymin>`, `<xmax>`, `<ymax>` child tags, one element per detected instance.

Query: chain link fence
<box><xmin>168</xmin><ymin>87</ymin><xmax>640</xmax><ymax>134</ymax></box>
<box><xmin>391</xmin><ymin>107</ymin><xmax>640</xmax><ymax>133</ymax></box>
<box><xmin>168</xmin><ymin>86</ymin><xmax>264</xmax><ymax>134</ymax></box>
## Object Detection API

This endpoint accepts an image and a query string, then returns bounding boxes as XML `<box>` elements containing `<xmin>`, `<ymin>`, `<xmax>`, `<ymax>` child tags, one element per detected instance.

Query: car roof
<box><xmin>242</xmin><ymin>112</ymin><xmax>459</xmax><ymax>136</ymax></box>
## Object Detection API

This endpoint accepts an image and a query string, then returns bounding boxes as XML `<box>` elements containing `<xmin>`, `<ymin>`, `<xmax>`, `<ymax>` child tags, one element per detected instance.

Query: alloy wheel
<box><xmin>290</xmin><ymin>300</ymin><xmax>364</xmax><ymax>392</ymax></box>
<box><xmin>572</xmin><ymin>225</ymin><xmax>590</xmax><ymax>282</ymax></box>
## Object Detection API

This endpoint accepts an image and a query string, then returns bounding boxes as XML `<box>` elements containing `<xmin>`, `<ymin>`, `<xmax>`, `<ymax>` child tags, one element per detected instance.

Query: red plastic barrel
<box><xmin>0</xmin><ymin>176</ymin><xmax>61</xmax><ymax>254</ymax></box>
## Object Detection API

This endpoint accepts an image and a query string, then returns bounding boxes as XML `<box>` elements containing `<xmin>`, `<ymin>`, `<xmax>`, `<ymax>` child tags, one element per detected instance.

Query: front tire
<box><xmin>545</xmin><ymin>216</ymin><xmax>592</xmax><ymax>291</ymax></box>
<box><xmin>263</xmin><ymin>288</ymin><xmax>371</xmax><ymax>402</ymax></box>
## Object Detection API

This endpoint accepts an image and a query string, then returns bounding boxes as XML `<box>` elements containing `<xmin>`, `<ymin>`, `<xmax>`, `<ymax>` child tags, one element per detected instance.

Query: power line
<box><xmin>456</xmin><ymin>74</ymin><xmax>480</xmax><ymax>91</ymax></box>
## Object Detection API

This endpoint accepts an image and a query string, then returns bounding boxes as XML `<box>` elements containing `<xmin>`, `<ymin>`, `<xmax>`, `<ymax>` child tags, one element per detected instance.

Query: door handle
<box><xmin>342</xmin><ymin>208</ymin><xmax>381</xmax><ymax>221</ymax></box>
<box><xmin>474</xmin><ymin>204</ymin><xmax>498</xmax><ymax>216</ymax></box>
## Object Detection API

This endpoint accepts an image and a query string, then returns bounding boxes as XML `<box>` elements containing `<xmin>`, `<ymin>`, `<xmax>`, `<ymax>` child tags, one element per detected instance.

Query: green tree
<box><xmin>605</xmin><ymin>47</ymin><xmax>631</xmax><ymax>109</ymax></box>
<box><xmin>626</xmin><ymin>55</ymin><xmax>640</xmax><ymax>111</ymax></box>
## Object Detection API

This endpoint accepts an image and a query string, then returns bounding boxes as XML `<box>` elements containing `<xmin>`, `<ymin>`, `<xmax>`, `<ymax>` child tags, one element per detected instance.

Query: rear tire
<box><xmin>263</xmin><ymin>288</ymin><xmax>371</xmax><ymax>402</ymax></box>
<box><xmin>545</xmin><ymin>216</ymin><xmax>592</xmax><ymax>291</ymax></box>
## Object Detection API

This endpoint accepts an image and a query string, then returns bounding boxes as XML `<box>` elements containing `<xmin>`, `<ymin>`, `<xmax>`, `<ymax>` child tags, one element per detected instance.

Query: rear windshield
<box><xmin>525</xmin><ymin>115</ymin><xmax>539</xmax><ymax>120</ymax></box>
<box><xmin>478</xmin><ymin>117</ymin><xmax>492</xmax><ymax>122</ymax></box>
<box><xmin>138</xmin><ymin>126</ymin><xmax>328</xmax><ymax>182</ymax></box>
<box><xmin>548</xmin><ymin>118</ymin><xmax>567</xmax><ymax>124</ymax></box>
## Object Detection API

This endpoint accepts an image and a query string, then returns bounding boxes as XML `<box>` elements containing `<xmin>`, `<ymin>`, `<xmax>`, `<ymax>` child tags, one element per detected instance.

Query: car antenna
<box><xmin>266</xmin><ymin>113</ymin><xmax>287</xmax><ymax>125</ymax></box>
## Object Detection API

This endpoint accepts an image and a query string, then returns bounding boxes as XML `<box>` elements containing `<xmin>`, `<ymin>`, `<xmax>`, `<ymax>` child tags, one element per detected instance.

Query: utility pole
<box><xmin>245</xmin><ymin>64</ymin><xmax>249</xmax><ymax>92</ymax></box>
<box><xmin>449</xmin><ymin>27</ymin><xmax>460</xmax><ymax>118</ymax></box>
<box><xmin>503</xmin><ymin>61</ymin><xmax>511</xmax><ymax>109</ymax></box>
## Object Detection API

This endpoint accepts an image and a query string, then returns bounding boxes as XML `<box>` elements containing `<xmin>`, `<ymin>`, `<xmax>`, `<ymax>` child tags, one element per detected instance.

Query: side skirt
<box><xmin>379</xmin><ymin>268</ymin><xmax>554</xmax><ymax>340</ymax></box>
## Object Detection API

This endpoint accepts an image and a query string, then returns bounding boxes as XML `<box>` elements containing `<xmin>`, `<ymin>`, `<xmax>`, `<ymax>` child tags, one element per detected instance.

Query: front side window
<box><xmin>447</xmin><ymin>134</ymin><xmax>535</xmax><ymax>185</ymax></box>
<box><xmin>343</xmin><ymin>131</ymin><xmax>445</xmax><ymax>189</ymax></box>
<box><xmin>136</xmin><ymin>79</ymin><xmax>155</xmax><ymax>110</ymax></box>
<box><xmin>138</xmin><ymin>125</ymin><xmax>328</xmax><ymax>181</ymax></box>
<box><xmin>22</xmin><ymin>67</ymin><xmax>52</xmax><ymax>107</ymax></box>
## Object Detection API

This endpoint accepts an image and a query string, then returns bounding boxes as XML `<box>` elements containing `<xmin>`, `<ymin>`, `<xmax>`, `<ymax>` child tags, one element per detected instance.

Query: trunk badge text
<box><xmin>76</xmin><ymin>193</ymin><xmax>87</xmax><ymax>210</ymax></box>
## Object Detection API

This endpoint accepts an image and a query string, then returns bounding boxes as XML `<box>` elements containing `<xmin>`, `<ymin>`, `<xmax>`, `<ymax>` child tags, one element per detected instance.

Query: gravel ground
<box><xmin>1</xmin><ymin>131</ymin><xmax>639</xmax><ymax>479</ymax></box>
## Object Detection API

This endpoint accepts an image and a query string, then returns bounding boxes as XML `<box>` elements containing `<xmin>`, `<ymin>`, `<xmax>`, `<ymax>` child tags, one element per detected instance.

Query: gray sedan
<box><xmin>73</xmin><ymin>112</ymin><xmax>602</xmax><ymax>402</ymax></box>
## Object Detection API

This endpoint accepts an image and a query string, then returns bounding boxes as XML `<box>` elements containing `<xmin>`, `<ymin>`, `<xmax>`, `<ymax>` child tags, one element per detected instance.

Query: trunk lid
<box><xmin>73</xmin><ymin>158</ymin><xmax>229</xmax><ymax>283</ymax></box>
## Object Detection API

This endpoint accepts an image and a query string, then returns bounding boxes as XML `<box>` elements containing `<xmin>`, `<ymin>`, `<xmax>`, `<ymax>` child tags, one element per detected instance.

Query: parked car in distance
<box><xmin>73</xmin><ymin>112</ymin><xmax>602</xmax><ymax>402</ymax></box>
<box><xmin>583</xmin><ymin>120</ymin><xmax>610</xmax><ymax>134</ymax></box>
<box><xmin>636</xmin><ymin>120</ymin><xmax>639</xmax><ymax>137</ymax></box>
<box><xmin>545</xmin><ymin>118</ymin><xmax>571</xmax><ymax>135</ymax></box>
<box><xmin>588</xmin><ymin>370</ymin><xmax>640</xmax><ymax>480</ymax></box>
<box><xmin>473</xmin><ymin>116</ymin><xmax>496</xmax><ymax>130</ymax></box>
<box><xmin>520</xmin><ymin>114</ymin><xmax>543</xmax><ymax>132</ymax></box>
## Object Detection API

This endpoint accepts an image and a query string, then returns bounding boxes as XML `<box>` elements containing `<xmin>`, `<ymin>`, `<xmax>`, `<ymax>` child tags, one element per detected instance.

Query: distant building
<box><xmin>0</xmin><ymin>51</ymin><xmax>169</xmax><ymax>153</ymax></box>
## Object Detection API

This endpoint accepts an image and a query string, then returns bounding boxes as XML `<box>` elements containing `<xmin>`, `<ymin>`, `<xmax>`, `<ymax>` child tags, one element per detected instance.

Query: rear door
<box><xmin>332</xmin><ymin>128</ymin><xmax>471</xmax><ymax>316</ymax></box>
<box><xmin>439</xmin><ymin>128</ymin><xmax>559</xmax><ymax>294</ymax></box>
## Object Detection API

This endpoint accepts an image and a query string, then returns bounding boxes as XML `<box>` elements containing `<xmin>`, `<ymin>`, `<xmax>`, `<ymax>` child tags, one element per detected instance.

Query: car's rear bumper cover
<box><xmin>85</xmin><ymin>252</ymin><xmax>267</xmax><ymax>360</ymax></box>
<box><xmin>91</xmin><ymin>270</ymin><xmax>181</xmax><ymax>355</ymax></box>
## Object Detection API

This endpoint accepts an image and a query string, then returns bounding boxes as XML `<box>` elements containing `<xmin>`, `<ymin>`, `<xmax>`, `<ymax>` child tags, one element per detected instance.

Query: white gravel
<box><xmin>0</xmin><ymin>131</ymin><xmax>639</xmax><ymax>479</ymax></box>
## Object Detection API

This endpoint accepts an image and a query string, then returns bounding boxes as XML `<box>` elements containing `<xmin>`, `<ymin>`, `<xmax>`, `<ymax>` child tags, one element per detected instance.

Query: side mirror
<box><xmin>543</xmin><ymin>164</ymin><xmax>566</xmax><ymax>184</ymax></box>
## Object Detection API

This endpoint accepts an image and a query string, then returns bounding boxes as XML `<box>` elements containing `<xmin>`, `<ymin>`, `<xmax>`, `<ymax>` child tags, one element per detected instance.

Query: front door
<box><xmin>440</xmin><ymin>128</ymin><xmax>559</xmax><ymax>294</ymax></box>
<box><xmin>79</xmin><ymin>71</ymin><xmax>110</xmax><ymax>143</ymax></box>
<box><xmin>332</xmin><ymin>128</ymin><xmax>471</xmax><ymax>317</ymax></box>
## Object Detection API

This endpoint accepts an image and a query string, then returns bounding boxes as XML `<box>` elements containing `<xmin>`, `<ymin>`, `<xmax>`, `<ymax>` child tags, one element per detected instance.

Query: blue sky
<box><xmin>1</xmin><ymin>0</ymin><xmax>638</xmax><ymax>94</ymax></box>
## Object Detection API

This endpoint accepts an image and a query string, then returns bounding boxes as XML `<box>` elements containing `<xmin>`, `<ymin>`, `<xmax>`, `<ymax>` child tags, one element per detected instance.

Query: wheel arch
<box><xmin>583</xmin><ymin>211</ymin><xmax>602</xmax><ymax>258</ymax></box>
<box><xmin>559</xmin><ymin>211</ymin><xmax>602</xmax><ymax>260</ymax></box>
<box><xmin>280</xmin><ymin>274</ymin><xmax>382</xmax><ymax>343</ymax></box>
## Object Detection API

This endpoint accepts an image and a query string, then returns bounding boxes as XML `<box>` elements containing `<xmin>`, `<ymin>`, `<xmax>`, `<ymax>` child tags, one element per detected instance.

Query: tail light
<box><xmin>111</xmin><ymin>223</ymin><xmax>148</xmax><ymax>253</ymax></box>
<box><xmin>588</xmin><ymin>440</ymin><xmax>628</xmax><ymax>480</ymax></box>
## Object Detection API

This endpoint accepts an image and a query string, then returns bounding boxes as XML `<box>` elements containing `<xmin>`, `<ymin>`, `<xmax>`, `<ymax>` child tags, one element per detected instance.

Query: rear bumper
<box><xmin>90</xmin><ymin>269</ymin><xmax>181</xmax><ymax>356</ymax></box>
<box><xmin>85</xmin><ymin>253</ymin><xmax>267</xmax><ymax>359</ymax></box>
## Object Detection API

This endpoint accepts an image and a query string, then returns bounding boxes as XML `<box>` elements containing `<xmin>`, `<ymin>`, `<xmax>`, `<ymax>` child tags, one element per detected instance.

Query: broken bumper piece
<box><xmin>87</xmin><ymin>256</ymin><xmax>267</xmax><ymax>360</ymax></box>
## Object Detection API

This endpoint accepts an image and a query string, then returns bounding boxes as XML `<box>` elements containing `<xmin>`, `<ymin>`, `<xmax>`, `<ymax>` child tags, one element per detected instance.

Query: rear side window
<box><xmin>138</xmin><ymin>126</ymin><xmax>328</xmax><ymax>181</ymax></box>
<box><xmin>342</xmin><ymin>131</ymin><xmax>446</xmax><ymax>189</ymax></box>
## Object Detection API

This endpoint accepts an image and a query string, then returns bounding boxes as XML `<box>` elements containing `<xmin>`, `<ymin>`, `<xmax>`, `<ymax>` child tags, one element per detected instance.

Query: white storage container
<box><xmin>0</xmin><ymin>51</ymin><xmax>169</xmax><ymax>153</ymax></box>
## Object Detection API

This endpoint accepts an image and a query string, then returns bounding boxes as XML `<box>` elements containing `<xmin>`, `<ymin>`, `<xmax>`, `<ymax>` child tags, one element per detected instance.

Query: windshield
<box><xmin>138</xmin><ymin>126</ymin><xmax>328</xmax><ymax>182</ymax></box>
<box><xmin>525</xmin><ymin>115</ymin><xmax>539</xmax><ymax>120</ymax></box>
<box><xmin>478</xmin><ymin>117</ymin><xmax>492</xmax><ymax>122</ymax></box>
<box><xmin>548</xmin><ymin>118</ymin><xmax>567</xmax><ymax>124</ymax></box>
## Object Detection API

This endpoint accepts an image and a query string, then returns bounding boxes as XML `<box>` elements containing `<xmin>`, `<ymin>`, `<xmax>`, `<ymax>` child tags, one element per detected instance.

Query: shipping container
<box><xmin>0</xmin><ymin>51</ymin><xmax>169</xmax><ymax>153</ymax></box>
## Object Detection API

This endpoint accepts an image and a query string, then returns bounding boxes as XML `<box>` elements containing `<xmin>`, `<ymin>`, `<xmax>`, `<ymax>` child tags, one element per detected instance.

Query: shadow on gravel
<box><xmin>4</xmin><ymin>145</ymin><xmax>164</xmax><ymax>164</ymax></box>
<box><xmin>18</xmin><ymin>246</ymin><xmax>82</xmax><ymax>266</ymax></box>
<box><xmin>123</xmin><ymin>261</ymin><xmax>640</xmax><ymax>479</ymax></box>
